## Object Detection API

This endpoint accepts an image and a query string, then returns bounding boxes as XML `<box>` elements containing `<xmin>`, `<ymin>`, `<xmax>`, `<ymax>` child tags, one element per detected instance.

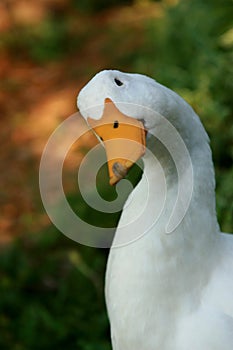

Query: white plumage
<box><xmin>77</xmin><ymin>70</ymin><xmax>233</xmax><ymax>350</ymax></box>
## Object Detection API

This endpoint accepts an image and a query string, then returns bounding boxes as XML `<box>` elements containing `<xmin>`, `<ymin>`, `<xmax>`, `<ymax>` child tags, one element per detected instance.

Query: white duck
<box><xmin>77</xmin><ymin>70</ymin><xmax>233</xmax><ymax>350</ymax></box>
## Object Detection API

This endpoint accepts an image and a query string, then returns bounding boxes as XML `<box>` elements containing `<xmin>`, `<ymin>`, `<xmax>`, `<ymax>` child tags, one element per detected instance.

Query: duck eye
<box><xmin>114</xmin><ymin>78</ymin><xmax>123</xmax><ymax>86</ymax></box>
<box><xmin>113</xmin><ymin>121</ymin><xmax>119</xmax><ymax>128</ymax></box>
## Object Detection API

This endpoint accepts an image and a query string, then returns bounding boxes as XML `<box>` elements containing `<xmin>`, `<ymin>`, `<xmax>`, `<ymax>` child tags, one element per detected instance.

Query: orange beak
<box><xmin>87</xmin><ymin>98</ymin><xmax>146</xmax><ymax>185</ymax></box>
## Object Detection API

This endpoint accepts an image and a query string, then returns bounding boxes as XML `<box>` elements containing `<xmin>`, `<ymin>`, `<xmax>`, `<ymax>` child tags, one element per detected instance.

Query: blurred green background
<box><xmin>0</xmin><ymin>0</ymin><xmax>232</xmax><ymax>349</ymax></box>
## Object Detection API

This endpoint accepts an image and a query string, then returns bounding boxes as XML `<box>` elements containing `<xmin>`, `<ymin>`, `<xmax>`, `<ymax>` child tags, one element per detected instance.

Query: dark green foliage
<box><xmin>72</xmin><ymin>0</ymin><xmax>134</xmax><ymax>14</ymax></box>
<box><xmin>0</xmin><ymin>17</ymin><xmax>82</xmax><ymax>63</ymax></box>
<box><xmin>0</xmin><ymin>232</ymin><xmax>111</xmax><ymax>350</ymax></box>
<box><xmin>25</xmin><ymin>19</ymin><xmax>71</xmax><ymax>62</ymax></box>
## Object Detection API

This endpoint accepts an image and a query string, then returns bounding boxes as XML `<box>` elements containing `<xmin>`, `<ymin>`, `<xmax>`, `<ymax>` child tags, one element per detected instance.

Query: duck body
<box><xmin>106</xmin><ymin>159</ymin><xmax>233</xmax><ymax>350</ymax></box>
<box><xmin>77</xmin><ymin>70</ymin><xmax>233</xmax><ymax>350</ymax></box>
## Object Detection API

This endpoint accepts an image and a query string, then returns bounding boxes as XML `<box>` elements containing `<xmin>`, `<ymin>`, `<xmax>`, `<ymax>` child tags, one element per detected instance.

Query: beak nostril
<box><xmin>113</xmin><ymin>121</ymin><xmax>119</xmax><ymax>129</ymax></box>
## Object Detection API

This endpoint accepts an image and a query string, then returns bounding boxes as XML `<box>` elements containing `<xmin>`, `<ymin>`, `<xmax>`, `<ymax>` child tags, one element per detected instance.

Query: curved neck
<box><xmin>143</xmin><ymin>119</ymin><xmax>218</xmax><ymax>232</ymax></box>
<box><xmin>115</xmin><ymin>112</ymin><xmax>219</xmax><ymax>247</ymax></box>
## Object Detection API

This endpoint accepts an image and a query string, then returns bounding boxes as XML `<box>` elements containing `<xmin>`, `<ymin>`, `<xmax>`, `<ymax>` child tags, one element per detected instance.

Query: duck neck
<box><xmin>115</xmin><ymin>117</ymin><xmax>219</xmax><ymax>249</ymax></box>
<box><xmin>144</xmin><ymin>115</ymin><xmax>218</xmax><ymax>234</ymax></box>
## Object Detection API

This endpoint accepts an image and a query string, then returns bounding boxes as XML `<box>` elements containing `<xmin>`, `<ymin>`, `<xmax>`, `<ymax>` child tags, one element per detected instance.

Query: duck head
<box><xmin>77</xmin><ymin>70</ymin><xmax>165</xmax><ymax>185</ymax></box>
